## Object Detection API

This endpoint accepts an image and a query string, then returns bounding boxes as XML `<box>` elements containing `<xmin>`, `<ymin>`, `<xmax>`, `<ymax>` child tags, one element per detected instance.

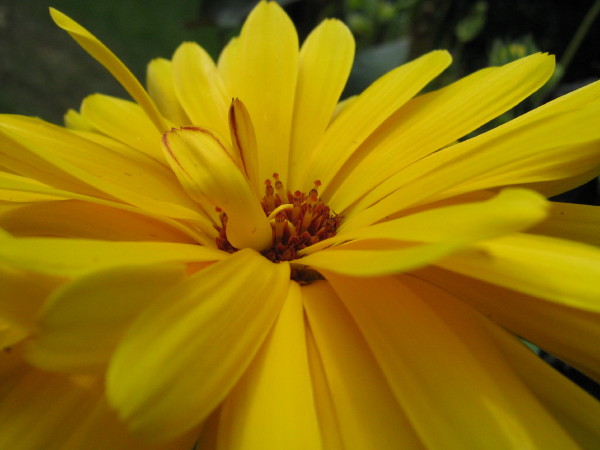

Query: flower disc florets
<box><xmin>215</xmin><ymin>174</ymin><xmax>342</xmax><ymax>264</ymax></box>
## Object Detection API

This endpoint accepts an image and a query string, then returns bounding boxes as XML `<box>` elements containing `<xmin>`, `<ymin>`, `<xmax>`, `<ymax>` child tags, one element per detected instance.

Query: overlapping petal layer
<box><xmin>301</xmin><ymin>188</ymin><xmax>549</xmax><ymax>276</ymax></box>
<box><xmin>345</xmin><ymin>80</ymin><xmax>600</xmax><ymax>229</ymax></box>
<box><xmin>218</xmin><ymin>283</ymin><xmax>322</xmax><ymax>449</ymax></box>
<box><xmin>326</xmin><ymin>274</ymin><xmax>581</xmax><ymax>448</ymax></box>
<box><xmin>107</xmin><ymin>249</ymin><xmax>290</xmax><ymax>440</ymax></box>
<box><xmin>303</xmin><ymin>281</ymin><xmax>421</xmax><ymax>448</ymax></box>
<box><xmin>0</xmin><ymin>230</ymin><xmax>223</xmax><ymax>277</ymax></box>
<box><xmin>26</xmin><ymin>263</ymin><xmax>188</xmax><ymax>373</ymax></box>
<box><xmin>218</xmin><ymin>1</ymin><xmax>299</xmax><ymax>183</ymax></box>
<box><xmin>327</xmin><ymin>53</ymin><xmax>555</xmax><ymax>210</ymax></box>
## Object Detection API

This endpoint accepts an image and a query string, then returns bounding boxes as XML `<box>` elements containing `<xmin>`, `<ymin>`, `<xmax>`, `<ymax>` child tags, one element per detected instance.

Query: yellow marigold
<box><xmin>1</xmin><ymin>1</ymin><xmax>600</xmax><ymax>448</ymax></box>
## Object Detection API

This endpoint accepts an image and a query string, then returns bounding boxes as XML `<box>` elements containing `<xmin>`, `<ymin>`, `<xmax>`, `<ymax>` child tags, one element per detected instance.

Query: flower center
<box><xmin>215</xmin><ymin>174</ymin><xmax>342</xmax><ymax>269</ymax></box>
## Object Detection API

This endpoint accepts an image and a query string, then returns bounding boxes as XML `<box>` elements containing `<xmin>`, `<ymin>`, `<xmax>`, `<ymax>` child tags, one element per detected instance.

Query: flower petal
<box><xmin>0</xmin><ymin>231</ymin><xmax>224</xmax><ymax>276</ymax></box>
<box><xmin>327</xmin><ymin>274</ymin><xmax>578</xmax><ymax>448</ymax></box>
<box><xmin>62</xmin><ymin>396</ymin><xmax>199</xmax><ymax>450</ymax></box>
<box><xmin>0</xmin><ymin>171</ymin><xmax>211</xmax><ymax>244</ymax></box>
<box><xmin>0</xmin><ymin>172</ymin><xmax>64</xmax><ymax>203</ymax></box>
<box><xmin>415</xmin><ymin>265</ymin><xmax>600</xmax><ymax>380</ymax></box>
<box><xmin>329</xmin><ymin>53</ymin><xmax>554</xmax><ymax>211</ymax></box>
<box><xmin>217</xmin><ymin>282</ymin><xmax>322</xmax><ymax>449</ymax></box>
<box><xmin>299</xmin><ymin>50</ymin><xmax>451</xmax><ymax>192</ymax></box>
<box><xmin>301</xmin><ymin>239</ymin><xmax>461</xmax><ymax>277</ymax></box>
<box><xmin>80</xmin><ymin>94</ymin><xmax>165</xmax><ymax>163</ymax></box>
<box><xmin>350</xmin><ymin>80</ymin><xmax>600</xmax><ymax>224</ymax></box>
<box><xmin>49</xmin><ymin>8</ymin><xmax>168</xmax><ymax>132</ymax></box>
<box><xmin>0</xmin><ymin>356</ymin><xmax>195</xmax><ymax>450</ymax></box>
<box><xmin>402</xmin><ymin>274</ymin><xmax>587</xmax><ymax>446</ymax></box>
<box><xmin>0</xmin><ymin>129</ymin><xmax>99</xmax><ymax>200</ymax></box>
<box><xmin>309</xmin><ymin>187</ymin><xmax>548</xmax><ymax>251</ymax></box>
<box><xmin>0</xmin><ymin>200</ymin><xmax>196</xmax><ymax>243</ymax></box>
<box><xmin>107</xmin><ymin>249</ymin><xmax>290</xmax><ymax>441</ymax></box>
<box><xmin>485</xmin><ymin>317</ymin><xmax>600</xmax><ymax>447</ymax></box>
<box><xmin>221</xmin><ymin>0</ymin><xmax>299</xmax><ymax>183</ymax></box>
<box><xmin>302</xmin><ymin>188</ymin><xmax>548</xmax><ymax>276</ymax></box>
<box><xmin>437</xmin><ymin>232</ymin><xmax>600</xmax><ymax>312</ymax></box>
<box><xmin>0</xmin><ymin>265</ymin><xmax>62</xmax><ymax>340</ymax></box>
<box><xmin>0</xmin><ymin>359</ymin><xmax>97</xmax><ymax>449</ymax></box>
<box><xmin>0</xmin><ymin>116</ymin><xmax>204</xmax><ymax>222</ymax></box>
<box><xmin>228</xmin><ymin>98</ymin><xmax>260</xmax><ymax>195</ymax></box>
<box><xmin>305</xmin><ymin>327</ymin><xmax>344</xmax><ymax>450</ymax></box>
<box><xmin>172</xmin><ymin>42</ymin><xmax>230</xmax><ymax>138</ymax></box>
<box><xmin>287</xmin><ymin>19</ymin><xmax>355</xmax><ymax>188</ymax></box>
<box><xmin>303</xmin><ymin>281</ymin><xmax>422</xmax><ymax>448</ymax></box>
<box><xmin>530</xmin><ymin>201</ymin><xmax>600</xmax><ymax>246</ymax></box>
<box><xmin>163</xmin><ymin>126</ymin><xmax>271</xmax><ymax>250</ymax></box>
<box><xmin>25</xmin><ymin>263</ymin><xmax>187</xmax><ymax>373</ymax></box>
<box><xmin>146</xmin><ymin>58</ymin><xmax>190</xmax><ymax>125</ymax></box>
<box><xmin>64</xmin><ymin>109</ymin><xmax>94</xmax><ymax>131</ymax></box>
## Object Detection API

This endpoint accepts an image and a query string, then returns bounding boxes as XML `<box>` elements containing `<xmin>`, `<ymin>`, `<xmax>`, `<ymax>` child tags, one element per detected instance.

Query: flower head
<box><xmin>1</xmin><ymin>1</ymin><xmax>600</xmax><ymax>448</ymax></box>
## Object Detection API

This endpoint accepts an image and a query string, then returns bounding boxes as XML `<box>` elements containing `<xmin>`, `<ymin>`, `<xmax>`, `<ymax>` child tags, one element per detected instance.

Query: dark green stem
<box><xmin>557</xmin><ymin>0</ymin><xmax>600</xmax><ymax>84</ymax></box>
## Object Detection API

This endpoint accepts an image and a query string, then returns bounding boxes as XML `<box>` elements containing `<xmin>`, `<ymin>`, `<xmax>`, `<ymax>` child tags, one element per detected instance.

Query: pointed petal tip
<box><xmin>48</xmin><ymin>7</ymin><xmax>82</xmax><ymax>33</ymax></box>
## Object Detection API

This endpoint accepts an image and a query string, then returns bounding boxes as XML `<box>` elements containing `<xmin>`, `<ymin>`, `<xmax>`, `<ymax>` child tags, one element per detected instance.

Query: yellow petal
<box><xmin>309</xmin><ymin>187</ymin><xmax>548</xmax><ymax>252</ymax></box>
<box><xmin>0</xmin><ymin>116</ymin><xmax>204</xmax><ymax>222</ymax></box>
<box><xmin>25</xmin><ymin>263</ymin><xmax>187</xmax><ymax>373</ymax></box>
<box><xmin>0</xmin><ymin>172</ymin><xmax>64</xmax><ymax>203</ymax></box>
<box><xmin>146</xmin><ymin>58</ymin><xmax>190</xmax><ymax>125</ymax></box>
<box><xmin>530</xmin><ymin>201</ymin><xmax>600</xmax><ymax>246</ymax></box>
<box><xmin>303</xmin><ymin>281</ymin><xmax>422</xmax><ymax>449</ymax></box>
<box><xmin>0</xmin><ymin>127</ymin><xmax>100</xmax><ymax>199</ymax></box>
<box><xmin>485</xmin><ymin>317</ymin><xmax>600</xmax><ymax>447</ymax></box>
<box><xmin>301</xmin><ymin>239</ymin><xmax>461</xmax><ymax>277</ymax></box>
<box><xmin>327</xmin><ymin>274</ymin><xmax>577</xmax><ymax>448</ymax></box>
<box><xmin>222</xmin><ymin>1</ymin><xmax>299</xmax><ymax>183</ymax></box>
<box><xmin>217</xmin><ymin>37</ymin><xmax>239</xmax><ymax>88</ymax></box>
<box><xmin>0</xmin><ymin>200</ymin><xmax>196</xmax><ymax>243</ymax></box>
<box><xmin>329</xmin><ymin>53</ymin><xmax>555</xmax><ymax>211</ymax></box>
<box><xmin>172</xmin><ymin>42</ymin><xmax>230</xmax><ymax>138</ymax></box>
<box><xmin>303</xmin><ymin>188</ymin><xmax>548</xmax><ymax>277</ymax></box>
<box><xmin>80</xmin><ymin>94</ymin><xmax>165</xmax><ymax>163</ymax></box>
<box><xmin>63</xmin><ymin>109</ymin><xmax>94</xmax><ymax>131</ymax></box>
<box><xmin>0</xmin><ymin>360</ymin><xmax>97</xmax><ymax>449</ymax></box>
<box><xmin>437</xmin><ymin>232</ymin><xmax>600</xmax><ymax>312</ymax></box>
<box><xmin>217</xmin><ymin>282</ymin><xmax>322</xmax><ymax>449</ymax></box>
<box><xmin>0</xmin><ymin>318</ymin><xmax>28</xmax><ymax>349</ymax></box>
<box><xmin>0</xmin><ymin>265</ymin><xmax>62</xmax><ymax>339</ymax></box>
<box><xmin>0</xmin><ymin>231</ymin><xmax>224</xmax><ymax>276</ymax></box>
<box><xmin>403</xmin><ymin>274</ymin><xmax>584</xmax><ymax>447</ymax></box>
<box><xmin>287</xmin><ymin>19</ymin><xmax>355</xmax><ymax>188</ymax></box>
<box><xmin>107</xmin><ymin>249</ymin><xmax>290</xmax><ymax>441</ymax></box>
<box><xmin>0</xmin><ymin>357</ymin><xmax>194</xmax><ymax>450</ymax></box>
<box><xmin>49</xmin><ymin>8</ymin><xmax>168</xmax><ymax>132</ymax></box>
<box><xmin>163</xmin><ymin>126</ymin><xmax>271</xmax><ymax>250</ymax></box>
<box><xmin>229</xmin><ymin>98</ymin><xmax>260</xmax><ymax>195</ymax></box>
<box><xmin>62</xmin><ymin>396</ymin><xmax>200</xmax><ymax>450</ymax></box>
<box><xmin>416</xmin><ymin>265</ymin><xmax>600</xmax><ymax>380</ymax></box>
<box><xmin>305</xmin><ymin>327</ymin><xmax>344</xmax><ymax>450</ymax></box>
<box><xmin>350</xmin><ymin>80</ymin><xmax>600</xmax><ymax>224</ymax></box>
<box><xmin>0</xmin><ymin>171</ymin><xmax>212</xmax><ymax>245</ymax></box>
<box><xmin>299</xmin><ymin>50</ymin><xmax>452</xmax><ymax>192</ymax></box>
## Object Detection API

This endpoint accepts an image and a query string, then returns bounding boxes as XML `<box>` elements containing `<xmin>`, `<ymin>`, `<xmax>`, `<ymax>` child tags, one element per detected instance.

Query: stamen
<box><xmin>216</xmin><ymin>175</ymin><xmax>343</xmax><ymax>276</ymax></box>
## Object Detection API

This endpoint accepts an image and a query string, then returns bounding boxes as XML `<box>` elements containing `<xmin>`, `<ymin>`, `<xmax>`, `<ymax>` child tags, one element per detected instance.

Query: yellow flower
<box><xmin>1</xmin><ymin>1</ymin><xmax>600</xmax><ymax>448</ymax></box>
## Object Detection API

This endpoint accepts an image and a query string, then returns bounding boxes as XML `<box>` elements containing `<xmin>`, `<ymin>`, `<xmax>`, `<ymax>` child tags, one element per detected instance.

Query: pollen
<box><xmin>215</xmin><ymin>174</ymin><xmax>342</xmax><ymax>265</ymax></box>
